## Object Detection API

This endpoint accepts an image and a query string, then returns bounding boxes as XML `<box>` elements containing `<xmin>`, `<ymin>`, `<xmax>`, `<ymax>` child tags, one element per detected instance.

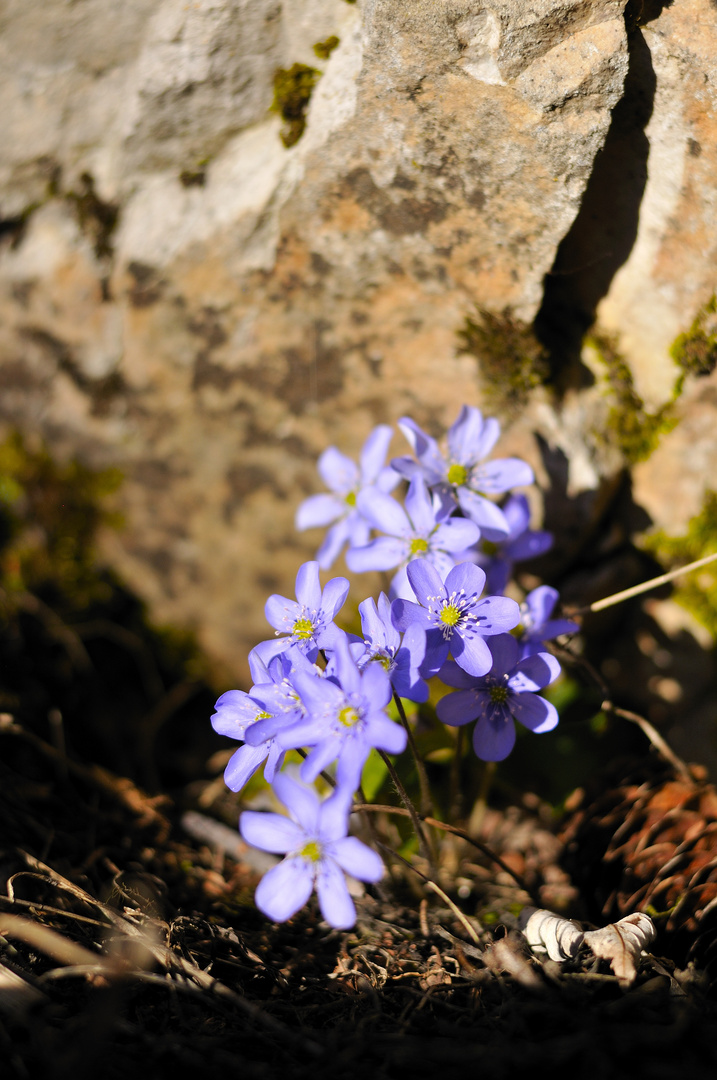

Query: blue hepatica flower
<box><xmin>471</xmin><ymin>493</ymin><xmax>554</xmax><ymax>595</ymax></box>
<box><xmin>392</xmin><ymin>406</ymin><xmax>534</xmax><ymax>541</ymax></box>
<box><xmin>392</xmin><ymin>559</ymin><xmax>520</xmax><ymax>678</ymax></box>
<box><xmin>356</xmin><ymin>592</ymin><xmax>429</xmax><ymax>703</ymax></box>
<box><xmin>515</xmin><ymin>585</ymin><xmax>579</xmax><ymax>658</ymax></box>
<box><xmin>436</xmin><ymin>633</ymin><xmax>560</xmax><ymax>761</ymax></box>
<box><xmin>295</xmin><ymin>424</ymin><xmax>399</xmax><ymax>569</ymax></box>
<box><xmin>252</xmin><ymin>561</ymin><xmax>349</xmax><ymax>665</ymax></box>
<box><xmin>211</xmin><ymin>686</ymin><xmax>286</xmax><ymax>792</ymax></box>
<box><xmin>347</xmin><ymin>476</ymin><xmax>480</xmax><ymax>599</ymax></box>
<box><xmin>240</xmin><ymin>773</ymin><xmax>384</xmax><ymax>928</ymax></box>
<box><xmin>275</xmin><ymin>636</ymin><xmax>407</xmax><ymax>792</ymax></box>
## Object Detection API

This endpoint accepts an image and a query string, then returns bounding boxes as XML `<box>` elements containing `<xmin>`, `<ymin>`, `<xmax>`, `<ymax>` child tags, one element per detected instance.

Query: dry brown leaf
<box><xmin>583</xmin><ymin>913</ymin><xmax>656</xmax><ymax>984</ymax></box>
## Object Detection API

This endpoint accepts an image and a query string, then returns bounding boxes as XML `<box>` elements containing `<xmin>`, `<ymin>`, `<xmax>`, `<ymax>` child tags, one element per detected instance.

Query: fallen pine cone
<box><xmin>559</xmin><ymin>755</ymin><xmax>717</xmax><ymax>986</ymax></box>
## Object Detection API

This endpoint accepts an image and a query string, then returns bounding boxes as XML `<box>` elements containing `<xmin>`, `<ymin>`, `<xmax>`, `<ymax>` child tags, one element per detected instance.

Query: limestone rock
<box><xmin>1</xmin><ymin>0</ymin><xmax>714</xmax><ymax>683</ymax></box>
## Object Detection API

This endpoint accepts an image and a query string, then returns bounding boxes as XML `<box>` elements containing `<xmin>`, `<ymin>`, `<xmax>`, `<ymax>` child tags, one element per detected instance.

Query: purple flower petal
<box><xmin>317</xmin><ymin>788</ymin><xmax>353</xmax><ymax>843</ymax></box>
<box><xmin>320</xmin><ymin>575</ymin><xmax>350</xmax><ymax>620</ymax></box>
<box><xmin>397</xmin><ymin>417</ymin><xmax>445</xmax><ymax>482</ymax></box>
<box><xmin>507</xmin><ymin>530</ymin><xmax>553</xmax><ymax>562</ymax></box>
<box><xmin>406</xmin><ymin>559</ymin><xmax>444</xmax><ymax>607</ymax></box>
<box><xmin>332</xmin><ymin>836</ymin><xmax>384</xmax><ymax>882</ymax></box>
<box><xmin>347</xmin><ymin>536</ymin><xmax>408</xmax><ymax>573</ymax></box>
<box><xmin>510</xmin><ymin>692</ymin><xmax>558</xmax><ymax>733</ymax></box>
<box><xmin>265</xmin><ymin>594</ymin><xmax>302</xmax><ymax>633</ymax></box>
<box><xmin>442</xmin><ymin>560</ymin><xmax>487</xmax><ymax>598</ymax></box>
<box><xmin>255</xmin><ymin>858</ymin><xmax>314</xmax><ymax>922</ymax></box>
<box><xmin>487</xmin><ymin>632</ymin><xmax>519</xmax><ymax>674</ymax></box>
<box><xmin>473</xmin><ymin>458</ymin><xmax>534</xmax><ymax>494</ymax></box>
<box><xmin>509</xmin><ymin>651</ymin><xmax>561</xmax><ymax>692</ymax></box>
<box><xmin>436</xmin><ymin>688</ymin><xmax>481</xmax><ymax>727</ymax></box>
<box><xmin>316</xmin><ymin>519</ymin><xmax>352</xmax><ymax>570</ymax></box>
<box><xmin>404</xmin><ymin>477</ymin><xmax>436</xmax><ymax>534</ymax></box>
<box><xmin>318</xmin><ymin>446</ymin><xmax>359</xmax><ymax>494</ymax></box>
<box><xmin>315</xmin><ymin>859</ymin><xmax>356</xmax><ymax>929</ymax></box>
<box><xmin>356</xmin><ymin>488</ymin><xmax>411</xmax><ymax>536</ymax></box>
<box><xmin>451</xmin><ymin>633</ymin><xmax>492</xmax><ymax>677</ymax></box>
<box><xmin>472</xmin><ymin>714</ymin><xmax>516</xmax><ymax>761</ymax></box>
<box><xmin>445</xmin><ymin>406</ymin><xmax>477</xmax><ymax>463</ymax></box>
<box><xmin>224</xmin><ymin>744</ymin><xmax>270</xmax><ymax>791</ymax></box>
<box><xmin>431</xmin><ymin>517</ymin><xmax>482</xmax><ymax>552</ymax></box>
<box><xmin>295</xmin><ymin>561</ymin><xmax>322</xmax><ymax>610</ymax></box>
<box><xmin>456</xmin><ymin>489</ymin><xmax>510</xmax><ymax>539</ymax></box>
<box><xmin>296</xmin><ymin>493</ymin><xmax>344</xmax><ymax>531</ymax></box>
<box><xmin>272</xmin><ymin>773</ymin><xmax>322</xmax><ymax>833</ymax></box>
<box><xmin>359</xmin><ymin>425</ymin><xmax>394</xmax><ymax>483</ymax></box>
<box><xmin>240</xmin><ymin>810</ymin><xmax>305</xmax><ymax>854</ymax></box>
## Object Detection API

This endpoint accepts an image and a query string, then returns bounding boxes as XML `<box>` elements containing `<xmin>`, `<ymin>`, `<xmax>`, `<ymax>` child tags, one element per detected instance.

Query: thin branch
<box><xmin>374</xmin><ymin>842</ymin><xmax>481</xmax><ymax>947</ymax></box>
<box><xmin>554</xmin><ymin>643</ymin><xmax>696</xmax><ymax>782</ymax></box>
<box><xmin>355</xmin><ymin>802</ymin><xmax>536</xmax><ymax>901</ymax></box>
<box><xmin>566</xmin><ymin>550</ymin><xmax>717</xmax><ymax>616</ymax></box>
<box><xmin>603</xmin><ymin>702</ymin><xmax>696</xmax><ymax>783</ymax></box>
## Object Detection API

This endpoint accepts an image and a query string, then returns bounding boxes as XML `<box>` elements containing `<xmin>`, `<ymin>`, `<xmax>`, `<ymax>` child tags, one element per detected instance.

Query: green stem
<box><xmin>378</xmin><ymin>750</ymin><xmax>435</xmax><ymax>870</ymax></box>
<box><xmin>392</xmin><ymin>692</ymin><xmax>433</xmax><ymax>817</ymax></box>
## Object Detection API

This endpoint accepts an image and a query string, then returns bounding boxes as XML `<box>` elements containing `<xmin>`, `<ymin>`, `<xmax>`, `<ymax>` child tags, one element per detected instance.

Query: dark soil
<box><xmin>2</xmin><ymin>709</ymin><xmax>717</xmax><ymax>1080</ymax></box>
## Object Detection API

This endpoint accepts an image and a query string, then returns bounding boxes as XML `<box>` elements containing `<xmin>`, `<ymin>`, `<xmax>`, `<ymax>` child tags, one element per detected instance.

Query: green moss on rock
<box><xmin>313</xmin><ymin>36</ymin><xmax>340</xmax><ymax>61</ymax></box>
<box><xmin>670</xmin><ymin>294</ymin><xmax>717</xmax><ymax>379</ymax></box>
<box><xmin>588</xmin><ymin>333</ymin><xmax>678</xmax><ymax>465</ymax></box>
<box><xmin>457</xmin><ymin>307</ymin><xmax>550</xmax><ymax>414</ymax></box>
<box><xmin>271</xmin><ymin>63</ymin><xmax>322</xmax><ymax>149</ymax></box>
<box><xmin>0</xmin><ymin>431</ymin><xmax>123</xmax><ymax>606</ymax></box>
<box><xmin>642</xmin><ymin>491</ymin><xmax>717</xmax><ymax>639</ymax></box>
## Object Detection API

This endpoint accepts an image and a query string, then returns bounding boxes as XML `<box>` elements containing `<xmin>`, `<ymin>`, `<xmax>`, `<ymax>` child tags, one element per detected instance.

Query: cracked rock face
<box><xmin>0</xmin><ymin>0</ymin><xmax>715</xmax><ymax>680</ymax></box>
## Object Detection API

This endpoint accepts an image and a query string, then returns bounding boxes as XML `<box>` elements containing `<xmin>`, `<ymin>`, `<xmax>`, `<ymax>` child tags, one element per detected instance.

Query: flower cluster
<box><xmin>211</xmin><ymin>407</ymin><xmax>578</xmax><ymax>929</ymax></box>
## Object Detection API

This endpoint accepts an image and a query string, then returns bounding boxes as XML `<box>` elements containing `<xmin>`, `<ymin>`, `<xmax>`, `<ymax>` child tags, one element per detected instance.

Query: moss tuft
<box><xmin>65</xmin><ymin>172</ymin><xmax>119</xmax><ymax>260</ymax></box>
<box><xmin>313</xmin><ymin>36</ymin><xmax>340</xmax><ymax>61</ymax></box>
<box><xmin>670</xmin><ymin>294</ymin><xmax>717</xmax><ymax>379</ymax></box>
<box><xmin>271</xmin><ymin>63</ymin><xmax>322</xmax><ymax>148</ymax></box>
<box><xmin>0</xmin><ymin>431</ymin><xmax>123</xmax><ymax>607</ymax></box>
<box><xmin>457</xmin><ymin>307</ymin><xmax>550</xmax><ymax>414</ymax></box>
<box><xmin>588</xmin><ymin>332</ymin><xmax>678</xmax><ymax>465</ymax></box>
<box><xmin>642</xmin><ymin>491</ymin><xmax>717</xmax><ymax>638</ymax></box>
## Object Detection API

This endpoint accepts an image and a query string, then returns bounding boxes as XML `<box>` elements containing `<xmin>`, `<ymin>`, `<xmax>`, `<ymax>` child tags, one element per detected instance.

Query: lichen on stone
<box><xmin>587</xmin><ymin>332</ymin><xmax>679</xmax><ymax>465</ymax></box>
<box><xmin>642</xmin><ymin>491</ymin><xmax>717</xmax><ymax>639</ymax></box>
<box><xmin>457</xmin><ymin>307</ymin><xmax>550</xmax><ymax>415</ymax></box>
<box><xmin>271</xmin><ymin>63</ymin><xmax>322</xmax><ymax>149</ymax></box>
<box><xmin>313</xmin><ymin>36</ymin><xmax>340</xmax><ymax>61</ymax></box>
<box><xmin>670</xmin><ymin>294</ymin><xmax>717</xmax><ymax>379</ymax></box>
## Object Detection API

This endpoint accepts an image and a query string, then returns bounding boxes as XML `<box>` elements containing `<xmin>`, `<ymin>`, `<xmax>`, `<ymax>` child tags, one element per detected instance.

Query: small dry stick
<box><xmin>355</xmin><ymin>802</ymin><xmax>536</xmax><ymax>902</ymax></box>
<box><xmin>375</xmin><ymin>842</ymin><xmax>481</xmax><ymax>947</ymax></box>
<box><xmin>554</xmin><ymin>643</ymin><xmax>696</xmax><ymax>782</ymax></box>
<box><xmin>566</xmin><ymin>550</ymin><xmax>717</xmax><ymax>616</ymax></box>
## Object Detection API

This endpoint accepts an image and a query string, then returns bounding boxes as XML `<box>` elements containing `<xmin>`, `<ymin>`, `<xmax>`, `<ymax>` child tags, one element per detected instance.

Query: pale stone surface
<box><xmin>597</xmin><ymin>0</ymin><xmax>717</xmax><ymax>409</ymax></box>
<box><xmin>1</xmin><ymin>0</ymin><xmax>715</xmax><ymax>688</ymax></box>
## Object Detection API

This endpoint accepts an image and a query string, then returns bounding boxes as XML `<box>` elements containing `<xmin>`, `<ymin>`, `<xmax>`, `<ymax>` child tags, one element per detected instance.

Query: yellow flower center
<box><xmin>338</xmin><ymin>705</ymin><xmax>360</xmax><ymax>727</ymax></box>
<box><xmin>447</xmin><ymin>463</ymin><xmax>468</xmax><ymax>487</ymax></box>
<box><xmin>489</xmin><ymin>686</ymin><xmax>509</xmax><ymax>705</ymax></box>
<box><xmin>345</xmin><ymin>490</ymin><xmax>357</xmax><ymax>508</ymax></box>
<box><xmin>300</xmin><ymin>841</ymin><xmax>323</xmax><ymax>863</ymax></box>
<box><xmin>409</xmin><ymin>537</ymin><xmax>429</xmax><ymax>556</ymax></box>
<box><xmin>440</xmin><ymin>604</ymin><xmax>462</xmax><ymax>627</ymax></box>
<box><xmin>292</xmin><ymin>617</ymin><xmax>315</xmax><ymax>639</ymax></box>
